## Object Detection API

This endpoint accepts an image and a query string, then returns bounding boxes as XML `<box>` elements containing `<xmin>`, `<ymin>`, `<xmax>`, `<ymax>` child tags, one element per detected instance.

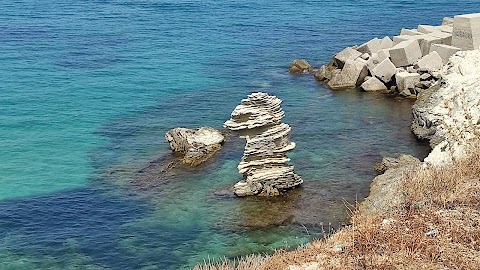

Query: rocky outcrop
<box><xmin>412</xmin><ymin>50</ymin><xmax>480</xmax><ymax>165</ymax></box>
<box><xmin>224</xmin><ymin>92</ymin><xmax>303</xmax><ymax>196</ymax></box>
<box><xmin>165</xmin><ymin>127</ymin><xmax>224</xmax><ymax>166</ymax></box>
<box><xmin>374</xmin><ymin>154</ymin><xmax>421</xmax><ymax>174</ymax></box>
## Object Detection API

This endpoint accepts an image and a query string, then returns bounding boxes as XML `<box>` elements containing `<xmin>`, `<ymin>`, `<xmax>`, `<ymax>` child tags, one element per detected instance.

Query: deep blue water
<box><xmin>1</xmin><ymin>0</ymin><xmax>479</xmax><ymax>269</ymax></box>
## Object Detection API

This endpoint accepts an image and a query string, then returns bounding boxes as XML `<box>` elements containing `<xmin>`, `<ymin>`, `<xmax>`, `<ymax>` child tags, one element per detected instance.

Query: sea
<box><xmin>1</xmin><ymin>0</ymin><xmax>478</xmax><ymax>269</ymax></box>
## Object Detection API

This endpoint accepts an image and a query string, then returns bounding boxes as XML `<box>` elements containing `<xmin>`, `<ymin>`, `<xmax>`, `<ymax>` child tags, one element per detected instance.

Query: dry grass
<box><xmin>195</xmin><ymin>145</ymin><xmax>480</xmax><ymax>269</ymax></box>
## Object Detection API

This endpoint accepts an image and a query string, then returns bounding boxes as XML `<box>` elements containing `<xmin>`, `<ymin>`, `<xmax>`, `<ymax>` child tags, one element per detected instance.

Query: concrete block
<box><xmin>361</xmin><ymin>77</ymin><xmax>387</xmax><ymax>92</ymax></box>
<box><xmin>371</xmin><ymin>58</ymin><xmax>397</xmax><ymax>83</ymax></box>
<box><xmin>442</xmin><ymin>17</ymin><xmax>454</xmax><ymax>26</ymax></box>
<box><xmin>418</xmin><ymin>34</ymin><xmax>443</xmax><ymax>56</ymax></box>
<box><xmin>429</xmin><ymin>44</ymin><xmax>461</xmax><ymax>64</ymax></box>
<box><xmin>417</xmin><ymin>25</ymin><xmax>439</xmax><ymax>34</ymax></box>
<box><xmin>333</xmin><ymin>47</ymin><xmax>362</xmax><ymax>68</ymax></box>
<box><xmin>380</xmin><ymin>36</ymin><xmax>394</xmax><ymax>49</ymax></box>
<box><xmin>452</xmin><ymin>13</ymin><xmax>480</xmax><ymax>50</ymax></box>
<box><xmin>430</xmin><ymin>31</ymin><xmax>452</xmax><ymax>45</ymax></box>
<box><xmin>314</xmin><ymin>65</ymin><xmax>327</xmax><ymax>81</ymax></box>
<box><xmin>377</xmin><ymin>49</ymin><xmax>390</xmax><ymax>62</ymax></box>
<box><xmin>396</xmin><ymin>72</ymin><xmax>420</xmax><ymax>93</ymax></box>
<box><xmin>389</xmin><ymin>40</ymin><xmax>423</xmax><ymax>67</ymax></box>
<box><xmin>414</xmin><ymin>51</ymin><xmax>443</xmax><ymax>71</ymax></box>
<box><xmin>401</xmin><ymin>28</ymin><xmax>422</xmax><ymax>36</ymax></box>
<box><xmin>366</xmin><ymin>55</ymin><xmax>379</xmax><ymax>73</ymax></box>
<box><xmin>327</xmin><ymin>59</ymin><xmax>368</xmax><ymax>89</ymax></box>
<box><xmin>357</xmin><ymin>38</ymin><xmax>382</xmax><ymax>55</ymax></box>
<box><xmin>393</xmin><ymin>35</ymin><xmax>420</xmax><ymax>46</ymax></box>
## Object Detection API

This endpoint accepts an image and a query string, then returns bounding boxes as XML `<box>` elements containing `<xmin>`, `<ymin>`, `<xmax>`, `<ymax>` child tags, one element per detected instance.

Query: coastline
<box><xmin>196</xmin><ymin>14</ymin><xmax>480</xmax><ymax>269</ymax></box>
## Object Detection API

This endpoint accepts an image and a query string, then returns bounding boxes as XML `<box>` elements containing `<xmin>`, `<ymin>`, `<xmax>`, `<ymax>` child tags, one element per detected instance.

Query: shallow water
<box><xmin>1</xmin><ymin>0</ymin><xmax>479</xmax><ymax>269</ymax></box>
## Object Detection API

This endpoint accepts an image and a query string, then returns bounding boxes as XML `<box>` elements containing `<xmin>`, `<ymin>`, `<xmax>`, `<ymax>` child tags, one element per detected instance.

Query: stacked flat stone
<box><xmin>224</xmin><ymin>92</ymin><xmax>303</xmax><ymax>196</ymax></box>
<box><xmin>311</xmin><ymin>13</ymin><xmax>480</xmax><ymax>98</ymax></box>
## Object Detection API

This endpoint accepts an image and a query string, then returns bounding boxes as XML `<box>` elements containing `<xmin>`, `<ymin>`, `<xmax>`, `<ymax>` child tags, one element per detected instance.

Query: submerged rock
<box><xmin>165</xmin><ymin>127</ymin><xmax>224</xmax><ymax>166</ymax></box>
<box><xmin>224</xmin><ymin>92</ymin><xmax>303</xmax><ymax>196</ymax></box>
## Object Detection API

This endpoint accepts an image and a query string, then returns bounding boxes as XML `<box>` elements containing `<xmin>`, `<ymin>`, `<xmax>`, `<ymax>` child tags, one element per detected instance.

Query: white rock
<box><xmin>371</xmin><ymin>58</ymin><xmax>397</xmax><ymax>83</ymax></box>
<box><xmin>412</xmin><ymin>50</ymin><xmax>480</xmax><ymax>165</ymax></box>
<box><xmin>224</xmin><ymin>92</ymin><xmax>303</xmax><ymax>196</ymax></box>
<box><xmin>415</xmin><ymin>51</ymin><xmax>443</xmax><ymax>71</ymax></box>
<box><xmin>390</xmin><ymin>40</ymin><xmax>423</xmax><ymax>67</ymax></box>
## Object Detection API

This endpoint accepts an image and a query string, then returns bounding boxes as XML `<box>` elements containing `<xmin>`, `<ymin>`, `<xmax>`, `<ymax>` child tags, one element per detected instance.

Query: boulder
<box><xmin>429</xmin><ymin>44</ymin><xmax>461</xmax><ymax>64</ymax></box>
<box><xmin>401</xmin><ymin>28</ymin><xmax>422</xmax><ymax>36</ymax></box>
<box><xmin>165</xmin><ymin>127</ymin><xmax>224</xmax><ymax>166</ymax></box>
<box><xmin>396</xmin><ymin>72</ymin><xmax>420</xmax><ymax>95</ymax></box>
<box><xmin>414</xmin><ymin>51</ymin><xmax>443</xmax><ymax>71</ymax></box>
<box><xmin>361</xmin><ymin>77</ymin><xmax>387</xmax><ymax>92</ymax></box>
<box><xmin>289</xmin><ymin>59</ymin><xmax>313</xmax><ymax>74</ymax></box>
<box><xmin>390</xmin><ymin>40</ymin><xmax>423</xmax><ymax>67</ymax></box>
<box><xmin>452</xmin><ymin>13</ymin><xmax>480</xmax><ymax>50</ymax></box>
<box><xmin>380</xmin><ymin>36</ymin><xmax>394</xmax><ymax>49</ymax></box>
<box><xmin>333</xmin><ymin>47</ymin><xmax>362</xmax><ymax>68</ymax></box>
<box><xmin>357</xmin><ymin>38</ymin><xmax>382</xmax><ymax>55</ymax></box>
<box><xmin>224</xmin><ymin>92</ymin><xmax>303</xmax><ymax>196</ymax></box>
<box><xmin>371</xmin><ymin>58</ymin><xmax>397</xmax><ymax>83</ymax></box>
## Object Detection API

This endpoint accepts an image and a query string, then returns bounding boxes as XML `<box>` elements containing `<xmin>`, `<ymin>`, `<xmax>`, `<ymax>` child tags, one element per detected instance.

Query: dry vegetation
<box><xmin>195</xmin><ymin>145</ymin><xmax>480</xmax><ymax>270</ymax></box>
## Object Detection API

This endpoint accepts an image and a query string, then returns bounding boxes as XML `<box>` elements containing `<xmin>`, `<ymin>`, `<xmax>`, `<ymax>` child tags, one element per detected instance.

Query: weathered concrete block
<box><xmin>333</xmin><ymin>47</ymin><xmax>362</xmax><ymax>68</ymax></box>
<box><xmin>430</xmin><ymin>31</ymin><xmax>452</xmax><ymax>45</ymax></box>
<box><xmin>429</xmin><ymin>44</ymin><xmax>461</xmax><ymax>64</ymax></box>
<box><xmin>417</xmin><ymin>25</ymin><xmax>439</xmax><ymax>34</ymax></box>
<box><xmin>331</xmin><ymin>59</ymin><xmax>368</xmax><ymax>88</ymax></box>
<box><xmin>389</xmin><ymin>40</ymin><xmax>423</xmax><ymax>67</ymax></box>
<box><xmin>357</xmin><ymin>38</ymin><xmax>382</xmax><ymax>55</ymax></box>
<box><xmin>380</xmin><ymin>36</ymin><xmax>394</xmax><ymax>49</ymax></box>
<box><xmin>366</xmin><ymin>54</ymin><xmax>379</xmax><ymax>73</ymax></box>
<box><xmin>396</xmin><ymin>72</ymin><xmax>420</xmax><ymax>94</ymax></box>
<box><xmin>452</xmin><ymin>13</ymin><xmax>480</xmax><ymax>50</ymax></box>
<box><xmin>418</xmin><ymin>34</ymin><xmax>443</xmax><ymax>56</ymax></box>
<box><xmin>414</xmin><ymin>51</ymin><xmax>443</xmax><ymax>71</ymax></box>
<box><xmin>401</xmin><ymin>28</ymin><xmax>422</xmax><ymax>36</ymax></box>
<box><xmin>371</xmin><ymin>58</ymin><xmax>397</xmax><ymax>83</ymax></box>
<box><xmin>289</xmin><ymin>59</ymin><xmax>313</xmax><ymax>74</ymax></box>
<box><xmin>361</xmin><ymin>77</ymin><xmax>387</xmax><ymax>92</ymax></box>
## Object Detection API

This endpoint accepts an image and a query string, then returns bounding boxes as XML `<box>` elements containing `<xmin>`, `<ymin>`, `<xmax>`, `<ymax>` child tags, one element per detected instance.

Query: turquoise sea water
<box><xmin>1</xmin><ymin>0</ymin><xmax>479</xmax><ymax>269</ymax></box>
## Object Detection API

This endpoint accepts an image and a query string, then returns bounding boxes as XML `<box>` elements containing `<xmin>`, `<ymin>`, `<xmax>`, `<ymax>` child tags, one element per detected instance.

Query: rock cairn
<box><xmin>165</xmin><ymin>127</ymin><xmax>224</xmax><ymax>166</ymax></box>
<box><xmin>224</xmin><ymin>92</ymin><xmax>303</xmax><ymax>196</ymax></box>
<box><xmin>304</xmin><ymin>13</ymin><xmax>480</xmax><ymax>98</ymax></box>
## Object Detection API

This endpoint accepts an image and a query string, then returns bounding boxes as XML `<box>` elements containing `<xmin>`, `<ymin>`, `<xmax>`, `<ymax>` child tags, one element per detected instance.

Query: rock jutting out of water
<box><xmin>165</xmin><ymin>127</ymin><xmax>224</xmax><ymax>166</ymax></box>
<box><xmin>224</xmin><ymin>92</ymin><xmax>303</xmax><ymax>196</ymax></box>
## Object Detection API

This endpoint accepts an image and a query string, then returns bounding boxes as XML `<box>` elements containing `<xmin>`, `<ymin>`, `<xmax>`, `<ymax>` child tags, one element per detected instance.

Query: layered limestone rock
<box><xmin>412</xmin><ymin>50</ymin><xmax>480</xmax><ymax>165</ymax></box>
<box><xmin>224</xmin><ymin>92</ymin><xmax>303</xmax><ymax>196</ymax></box>
<box><xmin>165</xmin><ymin>127</ymin><xmax>224</xmax><ymax>166</ymax></box>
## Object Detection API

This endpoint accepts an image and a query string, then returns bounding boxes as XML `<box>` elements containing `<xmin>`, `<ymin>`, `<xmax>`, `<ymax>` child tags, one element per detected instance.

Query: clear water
<box><xmin>1</xmin><ymin>0</ymin><xmax>478</xmax><ymax>269</ymax></box>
